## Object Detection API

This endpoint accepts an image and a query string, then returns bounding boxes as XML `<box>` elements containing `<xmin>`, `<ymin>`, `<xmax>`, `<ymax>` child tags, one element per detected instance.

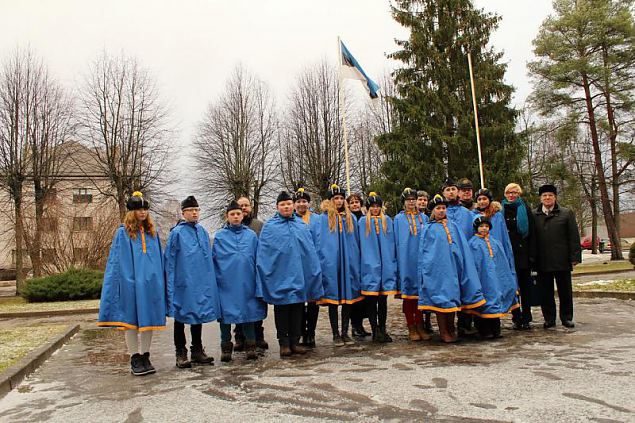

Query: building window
<box><xmin>73</xmin><ymin>188</ymin><xmax>93</xmax><ymax>204</ymax></box>
<box><xmin>73</xmin><ymin>217</ymin><xmax>93</xmax><ymax>231</ymax></box>
<box><xmin>41</xmin><ymin>217</ymin><xmax>58</xmax><ymax>232</ymax></box>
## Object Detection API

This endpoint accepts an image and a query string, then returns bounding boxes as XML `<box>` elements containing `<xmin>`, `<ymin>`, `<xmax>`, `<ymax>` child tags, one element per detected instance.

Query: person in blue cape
<box><xmin>472</xmin><ymin>188</ymin><xmax>516</xmax><ymax>270</ymax></box>
<box><xmin>293</xmin><ymin>188</ymin><xmax>320</xmax><ymax>348</ymax></box>
<box><xmin>394</xmin><ymin>188</ymin><xmax>430</xmax><ymax>342</ymax></box>
<box><xmin>256</xmin><ymin>191</ymin><xmax>323</xmax><ymax>358</ymax></box>
<box><xmin>98</xmin><ymin>192</ymin><xmax>166</xmax><ymax>376</ymax></box>
<box><xmin>213</xmin><ymin>200</ymin><xmax>267</xmax><ymax>362</ymax></box>
<box><xmin>316</xmin><ymin>184</ymin><xmax>363</xmax><ymax>346</ymax></box>
<box><xmin>358</xmin><ymin>192</ymin><xmax>398</xmax><ymax>343</ymax></box>
<box><xmin>468</xmin><ymin>216</ymin><xmax>520</xmax><ymax>339</ymax></box>
<box><xmin>165</xmin><ymin>196</ymin><xmax>219</xmax><ymax>368</ymax></box>
<box><xmin>418</xmin><ymin>194</ymin><xmax>485</xmax><ymax>343</ymax></box>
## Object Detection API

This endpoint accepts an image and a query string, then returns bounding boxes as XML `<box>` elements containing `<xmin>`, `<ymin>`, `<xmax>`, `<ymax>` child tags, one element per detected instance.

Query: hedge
<box><xmin>21</xmin><ymin>268</ymin><xmax>103</xmax><ymax>302</ymax></box>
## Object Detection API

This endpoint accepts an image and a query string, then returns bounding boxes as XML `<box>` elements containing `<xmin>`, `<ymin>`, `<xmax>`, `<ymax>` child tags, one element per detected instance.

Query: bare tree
<box><xmin>77</xmin><ymin>52</ymin><xmax>172</xmax><ymax>219</ymax></box>
<box><xmin>193</xmin><ymin>66</ymin><xmax>278</xmax><ymax>218</ymax></box>
<box><xmin>280</xmin><ymin>61</ymin><xmax>346</xmax><ymax>199</ymax></box>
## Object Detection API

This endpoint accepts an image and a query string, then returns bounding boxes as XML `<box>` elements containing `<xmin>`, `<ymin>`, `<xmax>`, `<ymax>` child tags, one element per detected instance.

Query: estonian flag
<box><xmin>340</xmin><ymin>40</ymin><xmax>380</xmax><ymax>99</ymax></box>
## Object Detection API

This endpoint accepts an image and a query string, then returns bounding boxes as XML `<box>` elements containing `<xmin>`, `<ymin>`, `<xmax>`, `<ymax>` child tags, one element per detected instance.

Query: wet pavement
<box><xmin>0</xmin><ymin>298</ymin><xmax>634</xmax><ymax>422</ymax></box>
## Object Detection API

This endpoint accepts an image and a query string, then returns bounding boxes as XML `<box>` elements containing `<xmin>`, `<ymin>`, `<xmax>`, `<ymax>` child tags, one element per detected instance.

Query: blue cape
<box><xmin>315</xmin><ymin>212</ymin><xmax>362</xmax><ymax>304</ymax></box>
<box><xmin>212</xmin><ymin>224</ymin><xmax>267</xmax><ymax>324</ymax></box>
<box><xmin>472</xmin><ymin>210</ymin><xmax>516</xmax><ymax>279</ymax></box>
<box><xmin>417</xmin><ymin>219</ymin><xmax>485</xmax><ymax>312</ymax></box>
<box><xmin>98</xmin><ymin>226</ymin><xmax>166</xmax><ymax>331</ymax></box>
<box><xmin>358</xmin><ymin>215</ymin><xmax>398</xmax><ymax>295</ymax></box>
<box><xmin>394</xmin><ymin>211</ymin><xmax>428</xmax><ymax>299</ymax></box>
<box><xmin>256</xmin><ymin>213</ymin><xmax>323</xmax><ymax>305</ymax></box>
<box><xmin>446</xmin><ymin>204</ymin><xmax>474</xmax><ymax>241</ymax></box>
<box><xmin>165</xmin><ymin>222</ymin><xmax>220</xmax><ymax>324</ymax></box>
<box><xmin>468</xmin><ymin>235</ymin><xmax>520</xmax><ymax>317</ymax></box>
<box><xmin>297</xmin><ymin>210</ymin><xmax>320</xmax><ymax>245</ymax></box>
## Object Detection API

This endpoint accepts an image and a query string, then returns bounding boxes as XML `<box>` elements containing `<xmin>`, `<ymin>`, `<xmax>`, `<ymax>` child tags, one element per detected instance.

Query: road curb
<box><xmin>573</xmin><ymin>290</ymin><xmax>635</xmax><ymax>300</ymax></box>
<box><xmin>0</xmin><ymin>308</ymin><xmax>99</xmax><ymax>319</ymax></box>
<box><xmin>0</xmin><ymin>323</ymin><xmax>80</xmax><ymax>398</ymax></box>
<box><xmin>573</xmin><ymin>268</ymin><xmax>634</xmax><ymax>277</ymax></box>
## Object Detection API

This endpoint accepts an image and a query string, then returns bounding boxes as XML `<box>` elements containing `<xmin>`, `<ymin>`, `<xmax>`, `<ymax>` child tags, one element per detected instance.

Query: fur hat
<box><xmin>126</xmin><ymin>191</ymin><xmax>150</xmax><ymax>211</ymax></box>
<box><xmin>226</xmin><ymin>200</ymin><xmax>241</xmax><ymax>213</ymax></box>
<box><xmin>539</xmin><ymin>184</ymin><xmax>557</xmax><ymax>196</ymax></box>
<box><xmin>327</xmin><ymin>184</ymin><xmax>346</xmax><ymax>199</ymax></box>
<box><xmin>400</xmin><ymin>187</ymin><xmax>417</xmax><ymax>203</ymax></box>
<box><xmin>276</xmin><ymin>191</ymin><xmax>293</xmax><ymax>204</ymax></box>
<box><xmin>293</xmin><ymin>187</ymin><xmax>311</xmax><ymax>202</ymax></box>
<box><xmin>427</xmin><ymin>194</ymin><xmax>448</xmax><ymax>212</ymax></box>
<box><xmin>181</xmin><ymin>195</ymin><xmax>199</xmax><ymax>210</ymax></box>
<box><xmin>365</xmin><ymin>192</ymin><xmax>383</xmax><ymax>208</ymax></box>
<box><xmin>473</xmin><ymin>215</ymin><xmax>492</xmax><ymax>232</ymax></box>
<box><xmin>475</xmin><ymin>188</ymin><xmax>493</xmax><ymax>202</ymax></box>
<box><xmin>442</xmin><ymin>178</ymin><xmax>457</xmax><ymax>190</ymax></box>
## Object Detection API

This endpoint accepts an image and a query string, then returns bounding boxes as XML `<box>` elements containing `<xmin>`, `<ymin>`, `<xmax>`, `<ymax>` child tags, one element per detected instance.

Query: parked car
<box><xmin>581</xmin><ymin>235</ymin><xmax>600</xmax><ymax>250</ymax></box>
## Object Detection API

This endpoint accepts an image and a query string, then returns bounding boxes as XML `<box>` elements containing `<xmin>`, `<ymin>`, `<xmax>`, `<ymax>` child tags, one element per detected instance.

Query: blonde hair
<box><xmin>124</xmin><ymin>210</ymin><xmax>156</xmax><ymax>239</ymax></box>
<box><xmin>504</xmin><ymin>183</ymin><xmax>523</xmax><ymax>195</ymax></box>
<box><xmin>321</xmin><ymin>199</ymin><xmax>355</xmax><ymax>233</ymax></box>
<box><xmin>365</xmin><ymin>208</ymin><xmax>388</xmax><ymax>236</ymax></box>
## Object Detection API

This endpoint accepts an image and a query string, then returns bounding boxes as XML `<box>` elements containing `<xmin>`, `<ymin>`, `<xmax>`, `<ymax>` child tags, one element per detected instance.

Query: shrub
<box><xmin>21</xmin><ymin>268</ymin><xmax>104</xmax><ymax>302</ymax></box>
<box><xmin>630</xmin><ymin>242</ymin><xmax>635</xmax><ymax>266</ymax></box>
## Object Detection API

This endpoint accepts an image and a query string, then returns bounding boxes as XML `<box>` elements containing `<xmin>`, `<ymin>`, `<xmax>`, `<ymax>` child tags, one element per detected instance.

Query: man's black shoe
<box><xmin>131</xmin><ymin>353</ymin><xmax>152</xmax><ymax>376</ymax></box>
<box><xmin>543</xmin><ymin>321</ymin><xmax>556</xmax><ymax>329</ymax></box>
<box><xmin>562</xmin><ymin>320</ymin><xmax>575</xmax><ymax>328</ymax></box>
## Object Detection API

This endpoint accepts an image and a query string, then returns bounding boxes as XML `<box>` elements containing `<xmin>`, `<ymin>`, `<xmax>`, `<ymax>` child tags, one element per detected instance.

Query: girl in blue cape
<box><xmin>468</xmin><ymin>216</ymin><xmax>520</xmax><ymax>339</ymax></box>
<box><xmin>316</xmin><ymin>184</ymin><xmax>363</xmax><ymax>347</ymax></box>
<box><xmin>418</xmin><ymin>194</ymin><xmax>485</xmax><ymax>343</ymax></box>
<box><xmin>472</xmin><ymin>188</ymin><xmax>516</xmax><ymax>269</ymax></box>
<box><xmin>256</xmin><ymin>191</ymin><xmax>323</xmax><ymax>358</ymax></box>
<box><xmin>394</xmin><ymin>188</ymin><xmax>430</xmax><ymax>342</ymax></box>
<box><xmin>213</xmin><ymin>200</ymin><xmax>268</xmax><ymax>362</ymax></box>
<box><xmin>98</xmin><ymin>192</ymin><xmax>166</xmax><ymax>376</ymax></box>
<box><xmin>165</xmin><ymin>196</ymin><xmax>219</xmax><ymax>369</ymax></box>
<box><xmin>358</xmin><ymin>192</ymin><xmax>398</xmax><ymax>343</ymax></box>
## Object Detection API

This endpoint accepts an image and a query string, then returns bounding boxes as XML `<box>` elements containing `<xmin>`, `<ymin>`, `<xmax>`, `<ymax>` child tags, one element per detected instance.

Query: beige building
<box><xmin>0</xmin><ymin>142</ymin><xmax>120</xmax><ymax>274</ymax></box>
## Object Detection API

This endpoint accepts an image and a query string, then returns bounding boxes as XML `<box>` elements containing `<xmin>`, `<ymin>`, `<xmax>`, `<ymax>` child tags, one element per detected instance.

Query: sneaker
<box><xmin>131</xmin><ymin>353</ymin><xmax>151</xmax><ymax>376</ymax></box>
<box><xmin>142</xmin><ymin>352</ymin><xmax>156</xmax><ymax>374</ymax></box>
<box><xmin>175</xmin><ymin>348</ymin><xmax>192</xmax><ymax>369</ymax></box>
<box><xmin>191</xmin><ymin>346</ymin><xmax>214</xmax><ymax>365</ymax></box>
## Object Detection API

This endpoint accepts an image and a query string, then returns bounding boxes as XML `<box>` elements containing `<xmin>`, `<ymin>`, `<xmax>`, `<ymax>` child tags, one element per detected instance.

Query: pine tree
<box><xmin>376</xmin><ymin>0</ymin><xmax>521</xmax><ymax>211</ymax></box>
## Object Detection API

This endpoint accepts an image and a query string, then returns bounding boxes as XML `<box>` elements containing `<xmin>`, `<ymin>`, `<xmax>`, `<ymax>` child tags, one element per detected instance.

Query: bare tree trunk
<box><xmin>14</xmin><ymin>196</ymin><xmax>25</xmax><ymax>293</ymax></box>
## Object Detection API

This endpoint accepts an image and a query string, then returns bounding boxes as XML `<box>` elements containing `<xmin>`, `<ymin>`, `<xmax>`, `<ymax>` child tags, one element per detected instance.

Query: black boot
<box><xmin>220</xmin><ymin>341</ymin><xmax>233</xmax><ymax>362</ymax></box>
<box><xmin>304</xmin><ymin>333</ymin><xmax>316</xmax><ymax>348</ymax></box>
<box><xmin>191</xmin><ymin>345</ymin><xmax>214</xmax><ymax>365</ymax></box>
<box><xmin>131</xmin><ymin>353</ymin><xmax>150</xmax><ymax>376</ymax></box>
<box><xmin>381</xmin><ymin>326</ymin><xmax>393</xmax><ymax>343</ymax></box>
<box><xmin>424</xmin><ymin>312</ymin><xmax>433</xmax><ymax>334</ymax></box>
<box><xmin>175</xmin><ymin>348</ymin><xmax>192</xmax><ymax>369</ymax></box>
<box><xmin>142</xmin><ymin>352</ymin><xmax>156</xmax><ymax>374</ymax></box>
<box><xmin>341</xmin><ymin>319</ymin><xmax>354</xmax><ymax>345</ymax></box>
<box><xmin>255</xmin><ymin>322</ymin><xmax>269</xmax><ymax>350</ymax></box>
<box><xmin>234</xmin><ymin>325</ymin><xmax>245</xmax><ymax>351</ymax></box>
<box><xmin>279</xmin><ymin>338</ymin><xmax>292</xmax><ymax>357</ymax></box>
<box><xmin>245</xmin><ymin>340</ymin><xmax>258</xmax><ymax>360</ymax></box>
<box><xmin>374</xmin><ymin>326</ymin><xmax>385</xmax><ymax>343</ymax></box>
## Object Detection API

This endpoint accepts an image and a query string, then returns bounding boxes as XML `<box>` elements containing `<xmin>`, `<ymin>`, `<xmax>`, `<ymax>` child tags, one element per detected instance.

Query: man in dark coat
<box><xmin>534</xmin><ymin>184</ymin><xmax>581</xmax><ymax>329</ymax></box>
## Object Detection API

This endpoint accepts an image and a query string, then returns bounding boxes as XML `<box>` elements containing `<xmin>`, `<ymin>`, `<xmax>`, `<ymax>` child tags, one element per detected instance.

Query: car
<box><xmin>580</xmin><ymin>235</ymin><xmax>600</xmax><ymax>250</ymax></box>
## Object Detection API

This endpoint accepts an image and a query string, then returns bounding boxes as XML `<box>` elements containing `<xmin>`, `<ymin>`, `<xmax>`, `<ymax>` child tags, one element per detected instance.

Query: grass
<box><xmin>0</xmin><ymin>324</ymin><xmax>68</xmax><ymax>372</ymax></box>
<box><xmin>574</xmin><ymin>279</ymin><xmax>635</xmax><ymax>292</ymax></box>
<box><xmin>573</xmin><ymin>261</ymin><xmax>633</xmax><ymax>275</ymax></box>
<box><xmin>0</xmin><ymin>297</ymin><xmax>99</xmax><ymax>313</ymax></box>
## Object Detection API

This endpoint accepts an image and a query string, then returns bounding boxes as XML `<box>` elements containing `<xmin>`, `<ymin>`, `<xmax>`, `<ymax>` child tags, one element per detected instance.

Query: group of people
<box><xmin>97</xmin><ymin>177</ymin><xmax>582</xmax><ymax>376</ymax></box>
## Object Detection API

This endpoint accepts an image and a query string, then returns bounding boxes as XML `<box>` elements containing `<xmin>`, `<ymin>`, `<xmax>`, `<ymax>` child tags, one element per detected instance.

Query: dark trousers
<box><xmin>511</xmin><ymin>268</ymin><xmax>534</xmax><ymax>324</ymax></box>
<box><xmin>366</xmin><ymin>296</ymin><xmax>388</xmax><ymax>329</ymax></box>
<box><xmin>328</xmin><ymin>304</ymin><xmax>351</xmax><ymax>335</ymax></box>
<box><xmin>234</xmin><ymin>320</ymin><xmax>265</xmax><ymax>342</ymax></box>
<box><xmin>538</xmin><ymin>271</ymin><xmax>574</xmax><ymax>324</ymax></box>
<box><xmin>302</xmin><ymin>302</ymin><xmax>320</xmax><ymax>337</ymax></box>
<box><xmin>274</xmin><ymin>303</ymin><xmax>303</xmax><ymax>346</ymax></box>
<box><xmin>351</xmin><ymin>297</ymin><xmax>369</xmax><ymax>329</ymax></box>
<box><xmin>174</xmin><ymin>321</ymin><xmax>202</xmax><ymax>351</ymax></box>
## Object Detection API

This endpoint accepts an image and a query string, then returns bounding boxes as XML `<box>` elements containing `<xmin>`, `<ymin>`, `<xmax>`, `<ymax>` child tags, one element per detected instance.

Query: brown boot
<box><xmin>447</xmin><ymin>312</ymin><xmax>458</xmax><ymax>342</ymax></box>
<box><xmin>416</xmin><ymin>322</ymin><xmax>432</xmax><ymax>341</ymax></box>
<box><xmin>279</xmin><ymin>338</ymin><xmax>292</xmax><ymax>358</ymax></box>
<box><xmin>290</xmin><ymin>338</ymin><xmax>307</xmax><ymax>355</ymax></box>
<box><xmin>408</xmin><ymin>324</ymin><xmax>422</xmax><ymax>341</ymax></box>
<box><xmin>244</xmin><ymin>340</ymin><xmax>257</xmax><ymax>360</ymax></box>
<box><xmin>436</xmin><ymin>312</ymin><xmax>455</xmax><ymax>343</ymax></box>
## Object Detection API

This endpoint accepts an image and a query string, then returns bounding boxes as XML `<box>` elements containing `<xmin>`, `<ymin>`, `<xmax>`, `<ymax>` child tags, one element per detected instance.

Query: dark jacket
<box><xmin>534</xmin><ymin>203</ymin><xmax>582</xmax><ymax>272</ymax></box>
<box><xmin>503</xmin><ymin>205</ymin><xmax>536</xmax><ymax>270</ymax></box>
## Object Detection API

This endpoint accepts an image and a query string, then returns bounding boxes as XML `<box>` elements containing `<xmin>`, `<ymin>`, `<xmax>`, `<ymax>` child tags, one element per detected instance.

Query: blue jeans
<box><xmin>221</xmin><ymin>322</ymin><xmax>255</xmax><ymax>344</ymax></box>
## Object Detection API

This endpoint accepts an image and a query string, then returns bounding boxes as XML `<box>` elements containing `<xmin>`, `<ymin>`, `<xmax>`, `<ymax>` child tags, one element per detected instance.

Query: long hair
<box><xmin>365</xmin><ymin>208</ymin><xmax>388</xmax><ymax>236</ymax></box>
<box><xmin>321</xmin><ymin>199</ymin><xmax>355</xmax><ymax>233</ymax></box>
<box><xmin>124</xmin><ymin>210</ymin><xmax>157</xmax><ymax>239</ymax></box>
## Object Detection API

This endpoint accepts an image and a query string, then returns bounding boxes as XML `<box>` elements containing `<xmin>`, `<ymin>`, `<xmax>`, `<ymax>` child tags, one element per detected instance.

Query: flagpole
<box><xmin>467</xmin><ymin>50</ymin><xmax>485</xmax><ymax>189</ymax></box>
<box><xmin>338</xmin><ymin>36</ymin><xmax>352</xmax><ymax>195</ymax></box>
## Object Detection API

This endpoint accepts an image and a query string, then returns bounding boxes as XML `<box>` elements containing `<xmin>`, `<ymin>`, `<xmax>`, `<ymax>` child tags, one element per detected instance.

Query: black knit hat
<box><xmin>473</xmin><ymin>215</ymin><xmax>492</xmax><ymax>232</ymax></box>
<box><xmin>226</xmin><ymin>200</ymin><xmax>241</xmax><ymax>213</ymax></box>
<box><xmin>181</xmin><ymin>195</ymin><xmax>199</xmax><ymax>210</ymax></box>
<box><xmin>475</xmin><ymin>188</ymin><xmax>493</xmax><ymax>202</ymax></box>
<box><xmin>327</xmin><ymin>184</ymin><xmax>346</xmax><ymax>199</ymax></box>
<box><xmin>539</xmin><ymin>184</ymin><xmax>557</xmax><ymax>196</ymax></box>
<box><xmin>126</xmin><ymin>191</ymin><xmax>150</xmax><ymax>211</ymax></box>
<box><xmin>276</xmin><ymin>191</ymin><xmax>293</xmax><ymax>204</ymax></box>
<box><xmin>457</xmin><ymin>178</ymin><xmax>473</xmax><ymax>190</ymax></box>
<box><xmin>400</xmin><ymin>187</ymin><xmax>417</xmax><ymax>203</ymax></box>
<box><xmin>427</xmin><ymin>194</ymin><xmax>448</xmax><ymax>212</ymax></box>
<box><xmin>365</xmin><ymin>192</ymin><xmax>383</xmax><ymax>208</ymax></box>
<box><xmin>442</xmin><ymin>178</ymin><xmax>457</xmax><ymax>190</ymax></box>
<box><xmin>293</xmin><ymin>187</ymin><xmax>311</xmax><ymax>202</ymax></box>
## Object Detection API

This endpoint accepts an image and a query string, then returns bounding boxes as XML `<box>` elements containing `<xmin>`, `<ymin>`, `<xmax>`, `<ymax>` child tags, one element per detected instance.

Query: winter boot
<box><xmin>408</xmin><ymin>324</ymin><xmax>422</xmax><ymax>341</ymax></box>
<box><xmin>131</xmin><ymin>353</ymin><xmax>150</xmax><ymax>376</ymax></box>
<box><xmin>279</xmin><ymin>338</ymin><xmax>292</xmax><ymax>358</ymax></box>
<box><xmin>244</xmin><ymin>340</ymin><xmax>257</xmax><ymax>360</ymax></box>
<box><xmin>416</xmin><ymin>322</ymin><xmax>432</xmax><ymax>341</ymax></box>
<box><xmin>142</xmin><ymin>352</ymin><xmax>156</xmax><ymax>374</ymax></box>
<box><xmin>190</xmin><ymin>346</ymin><xmax>214</xmax><ymax>365</ymax></box>
<box><xmin>341</xmin><ymin>319</ymin><xmax>355</xmax><ymax>345</ymax></box>
<box><xmin>436</xmin><ymin>313</ymin><xmax>456</xmax><ymax>343</ymax></box>
<box><xmin>424</xmin><ymin>312</ymin><xmax>433</xmax><ymax>334</ymax></box>
<box><xmin>290</xmin><ymin>338</ymin><xmax>308</xmax><ymax>355</ymax></box>
<box><xmin>175</xmin><ymin>348</ymin><xmax>192</xmax><ymax>369</ymax></box>
<box><xmin>220</xmin><ymin>341</ymin><xmax>233</xmax><ymax>362</ymax></box>
<box><xmin>256</xmin><ymin>323</ymin><xmax>269</xmax><ymax>350</ymax></box>
<box><xmin>381</xmin><ymin>326</ymin><xmax>393</xmax><ymax>343</ymax></box>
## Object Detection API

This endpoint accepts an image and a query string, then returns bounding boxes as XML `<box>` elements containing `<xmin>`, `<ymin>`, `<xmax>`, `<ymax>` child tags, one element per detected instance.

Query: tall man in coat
<box><xmin>534</xmin><ymin>184</ymin><xmax>581</xmax><ymax>329</ymax></box>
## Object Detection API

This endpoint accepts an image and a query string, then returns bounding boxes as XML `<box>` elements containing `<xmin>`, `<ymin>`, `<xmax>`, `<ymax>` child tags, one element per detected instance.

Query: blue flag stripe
<box><xmin>340</xmin><ymin>41</ymin><xmax>380</xmax><ymax>99</ymax></box>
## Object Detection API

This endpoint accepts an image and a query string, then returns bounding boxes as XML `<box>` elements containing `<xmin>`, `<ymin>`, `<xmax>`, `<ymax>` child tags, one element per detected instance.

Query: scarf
<box><xmin>502</xmin><ymin>197</ymin><xmax>529</xmax><ymax>239</ymax></box>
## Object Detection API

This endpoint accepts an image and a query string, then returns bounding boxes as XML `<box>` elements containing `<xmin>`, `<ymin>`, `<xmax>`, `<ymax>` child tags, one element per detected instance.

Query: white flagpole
<box><xmin>338</xmin><ymin>36</ymin><xmax>352</xmax><ymax>195</ymax></box>
<box><xmin>467</xmin><ymin>50</ymin><xmax>485</xmax><ymax>189</ymax></box>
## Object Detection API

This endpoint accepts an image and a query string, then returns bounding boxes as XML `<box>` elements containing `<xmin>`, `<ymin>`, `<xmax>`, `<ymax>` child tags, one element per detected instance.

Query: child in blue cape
<box><xmin>213</xmin><ymin>200</ymin><xmax>268</xmax><ymax>362</ymax></box>
<box><xmin>165</xmin><ymin>196</ymin><xmax>220</xmax><ymax>368</ymax></box>
<box><xmin>98</xmin><ymin>192</ymin><xmax>166</xmax><ymax>376</ymax></box>
<box><xmin>468</xmin><ymin>216</ymin><xmax>520</xmax><ymax>339</ymax></box>
<box><xmin>358</xmin><ymin>192</ymin><xmax>398</xmax><ymax>343</ymax></box>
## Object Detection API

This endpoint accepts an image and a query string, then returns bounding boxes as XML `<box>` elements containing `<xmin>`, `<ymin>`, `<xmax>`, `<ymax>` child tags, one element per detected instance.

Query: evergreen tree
<box><xmin>376</xmin><ymin>0</ymin><xmax>521</xmax><ymax>212</ymax></box>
